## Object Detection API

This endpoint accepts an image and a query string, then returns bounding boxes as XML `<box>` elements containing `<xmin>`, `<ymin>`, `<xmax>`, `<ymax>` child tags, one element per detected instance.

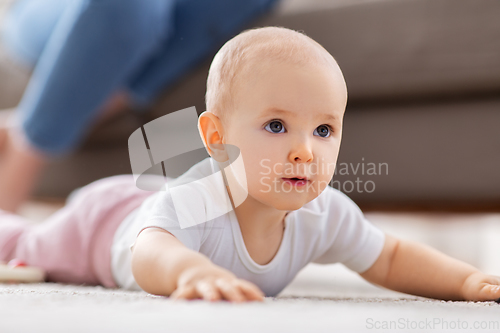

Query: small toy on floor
<box><xmin>0</xmin><ymin>259</ymin><xmax>45</xmax><ymax>284</ymax></box>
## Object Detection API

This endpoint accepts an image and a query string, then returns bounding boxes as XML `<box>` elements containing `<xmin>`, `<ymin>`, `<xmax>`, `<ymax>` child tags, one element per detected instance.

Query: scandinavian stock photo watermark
<box><xmin>128</xmin><ymin>106</ymin><xmax>390</xmax><ymax>228</ymax></box>
<box><xmin>365</xmin><ymin>317</ymin><xmax>499</xmax><ymax>330</ymax></box>
<box><xmin>259</xmin><ymin>157</ymin><xmax>388</xmax><ymax>194</ymax></box>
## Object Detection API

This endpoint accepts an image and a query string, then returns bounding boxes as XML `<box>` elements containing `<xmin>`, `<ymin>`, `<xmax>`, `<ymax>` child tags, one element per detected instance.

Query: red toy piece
<box><xmin>8</xmin><ymin>259</ymin><xmax>27</xmax><ymax>268</ymax></box>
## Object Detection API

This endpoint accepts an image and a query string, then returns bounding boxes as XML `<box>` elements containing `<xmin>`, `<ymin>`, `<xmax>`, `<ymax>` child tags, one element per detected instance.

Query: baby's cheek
<box><xmin>249</xmin><ymin>172</ymin><xmax>270</xmax><ymax>194</ymax></box>
<box><xmin>320</xmin><ymin>159</ymin><xmax>336</xmax><ymax>181</ymax></box>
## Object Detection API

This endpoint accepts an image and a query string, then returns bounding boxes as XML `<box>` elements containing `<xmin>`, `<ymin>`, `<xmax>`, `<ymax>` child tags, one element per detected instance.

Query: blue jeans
<box><xmin>2</xmin><ymin>0</ymin><xmax>279</xmax><ymax>155</ymax></box>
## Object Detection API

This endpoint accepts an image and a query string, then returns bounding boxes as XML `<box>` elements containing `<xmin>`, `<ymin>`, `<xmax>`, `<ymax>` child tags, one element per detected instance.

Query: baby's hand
<box><xmin>170</xmin><ymin>264</ymin><xmax>265</xmax><ymax>303</ymax></box>
<box><xmin>460</xmin><ymin>271</ymin><xmax>500</xmax><ymax>302</ymax></box>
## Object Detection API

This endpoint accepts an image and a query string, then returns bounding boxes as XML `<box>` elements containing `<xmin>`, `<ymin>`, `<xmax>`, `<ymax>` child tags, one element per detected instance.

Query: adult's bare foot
<box><xmin>0</xmin><ymin>126</ymin><xmax>46</xmax><ymax>213</ymax></box>
<box><xmin>0</xmin><ymin>127</ymin><xmax>5</xmax><ymax>152</ymax></box>
<box><xmin>97</xmin><ymin>90</ymin><xmax>131</xmax><ymax>124</ymax></box>
<box><xmin>0</xmin><ymin>108</ymin><xmax>15</xmax><ymax>153</ymax></box>
<box><xmin>0</xmin><ymin>91</ymin><xmax>129</xmax><ymax>212</ymax></box>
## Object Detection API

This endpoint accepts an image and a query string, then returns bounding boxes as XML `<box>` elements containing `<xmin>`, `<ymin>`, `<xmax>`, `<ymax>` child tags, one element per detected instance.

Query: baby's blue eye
<box><xmin>265</xmin><ymin>120</ymin><xmax>285</xmax><ymax>134</ymax></box>
<box><xmin>314</xmin><ymin>125</ymin><xmax>331</xmax><ymax>138</ymax></box>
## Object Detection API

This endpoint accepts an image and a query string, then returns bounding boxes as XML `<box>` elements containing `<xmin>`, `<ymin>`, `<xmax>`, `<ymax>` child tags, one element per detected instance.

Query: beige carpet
<box><xmin>1</xmin><ymin>264</ymin><xmax>500</xmax><ymax>333</ymax></box>
<box><xmin>1</xmin><ymin>204</ymin><xmax>500</xmax><ymax>332</ymax></box>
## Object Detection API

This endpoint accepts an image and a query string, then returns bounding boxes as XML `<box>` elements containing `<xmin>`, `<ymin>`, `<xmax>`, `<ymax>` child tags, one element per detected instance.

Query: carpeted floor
<box><xmin>1</xmin><ymin>264</ymin><xmax>500</xmax><ymax>333</ymax></box>
<box><xmin>1</xmin><ymin>203</ymin><xmax>500</xmax><ymax>332</ymax></box>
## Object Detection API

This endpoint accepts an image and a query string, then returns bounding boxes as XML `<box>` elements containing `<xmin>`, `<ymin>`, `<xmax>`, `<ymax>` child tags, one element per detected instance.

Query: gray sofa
<box><xmin>27</xmin><ymin>0</ymin><xmax>500</xmax><ymax>210</ymax></box>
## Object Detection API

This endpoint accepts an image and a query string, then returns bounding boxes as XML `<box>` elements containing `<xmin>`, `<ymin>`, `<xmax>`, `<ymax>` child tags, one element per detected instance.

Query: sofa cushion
<box><xmin>264</xmin><ymin>0</ymin><xmax>500</xmax><ymax>103</ymax></box>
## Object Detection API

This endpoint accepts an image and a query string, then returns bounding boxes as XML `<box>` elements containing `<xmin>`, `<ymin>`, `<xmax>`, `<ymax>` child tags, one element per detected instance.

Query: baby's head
<box><xmin>199</xmin><ymin>26</ymin><xmax>348</xmax><ymax>211</ymax></box>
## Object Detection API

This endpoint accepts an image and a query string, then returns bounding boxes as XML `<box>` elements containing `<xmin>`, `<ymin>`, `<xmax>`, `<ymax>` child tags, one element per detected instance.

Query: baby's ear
<box><xmin>198</xmin><ymin>111</ymin><xmax>228</xmax><ymax>162</ymax></box>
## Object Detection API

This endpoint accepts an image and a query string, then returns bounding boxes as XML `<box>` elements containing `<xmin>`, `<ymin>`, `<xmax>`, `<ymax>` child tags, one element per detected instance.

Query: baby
<box><xmin>1</xmin><ymin>26</ymin><xmax>500</xmax><ymax>303</ymax></box>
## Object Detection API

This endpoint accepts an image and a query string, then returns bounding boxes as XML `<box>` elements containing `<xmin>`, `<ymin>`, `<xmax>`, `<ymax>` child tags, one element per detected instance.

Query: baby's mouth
<box><xmin>281</xmin><ymin>177</ymin><xmax>309</xmax><ymax>186</ymax></box>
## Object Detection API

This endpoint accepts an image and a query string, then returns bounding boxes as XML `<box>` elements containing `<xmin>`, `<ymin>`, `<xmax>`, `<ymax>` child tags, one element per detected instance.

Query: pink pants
<box><xmin>0</xmin><ymin>175</ymin><xmax>155</xmax><ymax>288</ymax></box>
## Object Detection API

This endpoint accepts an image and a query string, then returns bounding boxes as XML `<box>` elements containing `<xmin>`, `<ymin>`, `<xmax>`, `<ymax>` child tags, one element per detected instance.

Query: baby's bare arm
<box><xmin>131</xmin><ymin>227</ymin><xmax>213</xmax><ymax>295</ymax></box>
<box><xmin>131</xmin><ymin>227</ymin><xmax>264</xmax><ymax>301</ymax></box>
<box><xmin>360</xmin><ymin>234</ymin><xmax>500</xmax><ymax>301</ymax></box>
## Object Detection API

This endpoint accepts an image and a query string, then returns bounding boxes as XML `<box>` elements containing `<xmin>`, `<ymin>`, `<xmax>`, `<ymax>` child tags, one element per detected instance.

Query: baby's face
<box><xmin>223</xmin><ymin>59</ymin><xmax>347</xmax><ymax>211</ymax></box>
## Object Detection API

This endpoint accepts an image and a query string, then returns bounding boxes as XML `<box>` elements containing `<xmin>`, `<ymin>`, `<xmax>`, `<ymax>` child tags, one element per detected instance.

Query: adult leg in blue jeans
<box><xmin>0</xmin><ymin>0</ymin><xmax>175</xmax><ymax>212</ymax></box>
<box><xmin>0</xmin><ymin>0</ymin><xmax>279</xmax><ymax>212</ymax></box>
<box><xmin>3</xmin><ymin>0</ymin><xmax>175</xmax><ymax>154</ymax></box>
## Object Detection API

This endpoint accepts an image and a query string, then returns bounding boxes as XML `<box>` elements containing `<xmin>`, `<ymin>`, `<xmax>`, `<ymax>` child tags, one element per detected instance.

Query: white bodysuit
<box><xmin>110</xmin><ymin>157</ymin><xmax>385</xmax><ymax>296</ymax></box>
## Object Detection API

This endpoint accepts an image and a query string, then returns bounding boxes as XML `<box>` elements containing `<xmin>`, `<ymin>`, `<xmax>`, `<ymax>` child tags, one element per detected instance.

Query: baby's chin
<box><xmin>254</xmin><ymin>192</ymin><xmax>318</xmax><ymax>212</ymax></box>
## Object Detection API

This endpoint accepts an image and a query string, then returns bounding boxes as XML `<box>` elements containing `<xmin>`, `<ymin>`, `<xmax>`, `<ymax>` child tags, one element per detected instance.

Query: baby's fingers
<box><xmin>234</xmin><ymin>280</ymin><xmax>265</xmax><ymax>301</ymax></box>
<box><xmin>195</xmin><ymin>280</ymin><xmax>221</xmax><ymax>302</ymax></box>
<box><xmin>170</xmin><ymin>285</ymin><xmax>197</xmax><ymax>301</ymax></box>
<box><xmin>488</xmin><ymin>285</ymin><xmax>500</xmax><ymax>299</ymax></box>
<box><xmin>474</xmin><ymin>284</ymin><xmax>500</xmax><ymax>302</ymax></box>
<box><xmin>215</xmin><ymin>278</ymin><xmax>245</xmax><ymax>303</ymax></box>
